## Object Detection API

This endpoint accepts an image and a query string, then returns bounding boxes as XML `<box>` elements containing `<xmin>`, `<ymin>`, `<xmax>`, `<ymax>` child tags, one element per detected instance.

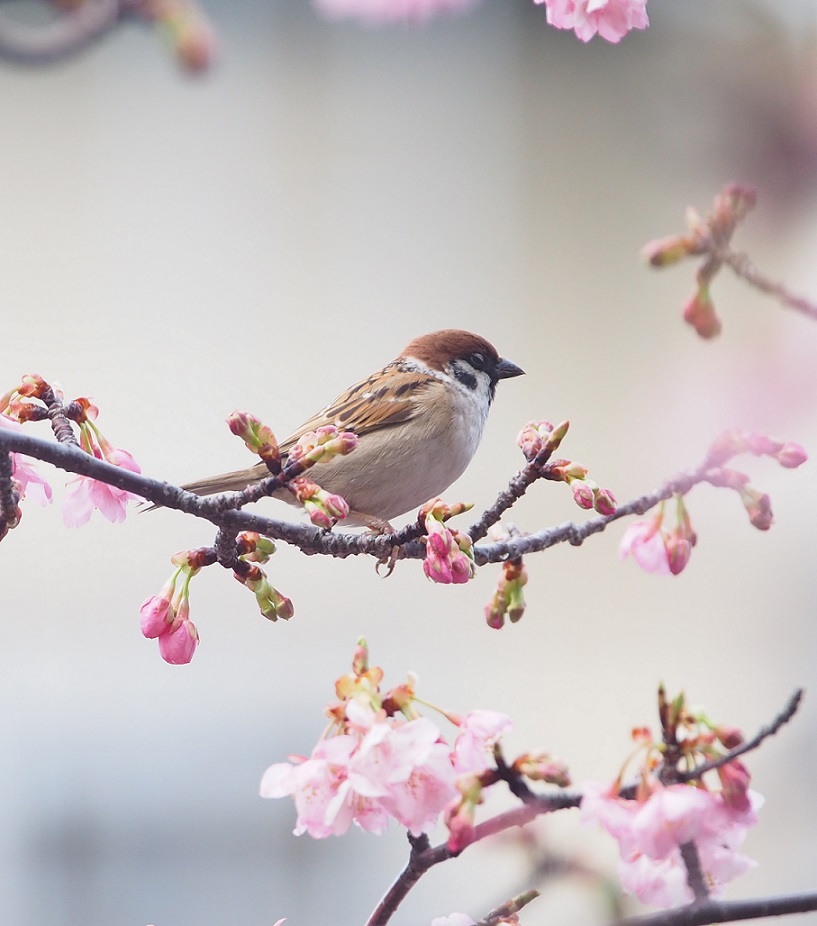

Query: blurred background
<box><xmin>1</xmin><ymin>1</ymin><xmax>816</xmax><ymax>924</ymax></box>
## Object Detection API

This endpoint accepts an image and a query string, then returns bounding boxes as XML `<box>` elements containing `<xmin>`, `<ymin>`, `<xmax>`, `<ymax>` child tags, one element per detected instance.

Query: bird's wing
<box><xmin>279</xmin><ymin>365</ymin><xmax>437</xmax><ymax>453</ymax></box>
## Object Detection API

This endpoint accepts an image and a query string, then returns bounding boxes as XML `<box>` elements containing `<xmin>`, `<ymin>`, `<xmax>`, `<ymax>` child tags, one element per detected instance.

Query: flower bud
<box><xmin>741</xmin><ymin>486</ymin><xmax>773</xmax><ymax>530</ymax></box>
<box><xmin>683</xmin><ymin>285</ymin><xmax>721</xmax><ymax>339</ymax></box>
<box><xmin>641</xmin><ymin>234</ymin><xmax>694</xmax><ymax>267</ymax></box>
<box><xmin>514</xmin><ymin>751</ymin><xmax>571</xmax><ymax>787</ymax></box>
<box><xmin>158</xmin><ymin>616</ymin><xmax>199</xmax><ymax>665</ymax></box>
<box><xmin>776</xmin><ymin>442</ymin><xmax>808</xmax><ymax>468</ymax></box>
<box><xmin>593</xmin><ymin>486</ymin><xmax>617</xmax><ymax>516</ymax></box>
<box><xmin>665</xmin><ymin>534</ymin><xmax>692</xmax><ymax>575</ymax></box>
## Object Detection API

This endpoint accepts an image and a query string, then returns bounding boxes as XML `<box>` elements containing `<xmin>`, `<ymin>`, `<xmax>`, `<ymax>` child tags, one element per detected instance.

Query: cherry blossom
<box><xmin>582</xmin><ymin>780</ymin><xmax>762</xmax><ymax>907</ymax></box>
<box><xmin>535</xmin><ymin>0</ymin><xmax>649</xmax><ymax>44</ymax></box>
<box><xmin>452</xmin><ymin>710</ymin><xmax>514</xmax><ymax>774</ymax></box>
<box><xmin>619</xmin><ymin>519</ymin><xmax>671</xmax><ymax>575</ymax></box>
<box><xmin>63</xmin><ymin>447</ymin><xmax>143</xmax><ymax>527</ymax></box>
<box><xmin>0</xmin><ymin>414</ymin><xmax>52</xmax><ymax>506</ymax></box>
<box><xmin>261</xmin><ymin>643</ymin><xmax>525</xmax><ymax>844</ymax></box>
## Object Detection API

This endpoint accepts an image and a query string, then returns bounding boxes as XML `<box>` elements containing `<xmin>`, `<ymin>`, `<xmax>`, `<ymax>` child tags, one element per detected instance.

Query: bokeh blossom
<box><xmin>313</xmin><ymin>0</ymin><xmax>482</xmax><ymax>25</ymax></box>
<box><xmin>535</xmin><ymin>0</ymin><xmax>649</xmax><ymax>43</ymax></box>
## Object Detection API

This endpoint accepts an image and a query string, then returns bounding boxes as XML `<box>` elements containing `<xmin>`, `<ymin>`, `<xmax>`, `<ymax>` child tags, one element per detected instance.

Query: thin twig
<box><xmin>477</xmin><ymin>888</ymin><xmax>540</xmax><ymax>925</ymax></box>
<box><xmin>615</xmin><ymin>890</ymin><xmax>817</xmax><ymax>926</ymax></box>
<box><xmin>365</xmin><ymin>792</ymin><xmax>581</xmax><ymax>926</ymax></box>
<box><xmin>717</xmin><ymin>249</ymin><xmax>817</xmax><ymax>322</ymax></box>
<box><xmin>677</xmin><ymin>689</ymin><xmax>804</xmax><ymax>782</ymax></box>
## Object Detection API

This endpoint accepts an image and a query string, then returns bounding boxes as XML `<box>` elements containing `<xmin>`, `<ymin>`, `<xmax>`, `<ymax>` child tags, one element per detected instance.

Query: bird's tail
<box><xmin>180</xmin><ymin>465</ymin><xmax>264</xmax><ymax>497</ymax></box>
<box><xmin>143</xmin><ymin>465</ymin><xmax>264</xmax><ymax>511</ymax></box>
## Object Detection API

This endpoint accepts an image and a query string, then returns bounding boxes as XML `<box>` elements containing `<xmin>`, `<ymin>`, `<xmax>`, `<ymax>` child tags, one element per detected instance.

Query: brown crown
<box><xmin>398</xmin><ymin>329</ymin><xmax>501</xmax><ymax>372</ymax></box>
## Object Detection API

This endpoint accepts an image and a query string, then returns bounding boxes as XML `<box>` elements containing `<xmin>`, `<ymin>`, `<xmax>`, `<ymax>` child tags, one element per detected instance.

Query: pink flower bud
<box><xmin>514</xmin><ymin>752</ymin><xmax>571</xmax><ymax>787</ymax></box>
<box><xmin>158</xmin><ymin>617</ymin><xmax>199</xmax><ymax>665</ymax></box>
<box><xmin>322</xmin><ymin>492</ymin><xmax>350</xmax><ymax>520</ymax></box>
<box><xmin>715</xmin><ymin>725</ymin><xmax>744</xmax><ymax>749</ymax></box>
<box><xmin>683</xmin><ymin>287</ymin><xmax>721</xmax><ymax>339</ymax></box>
<box><xmin>140</xmin><ymin>593</ymin><xmax>174</xmax><ymax>639</ymax></box>
<box><xmin>571</xmin><ymin>481</ymin><xmax>595</xmax><ymax>510</ymax></box>
<box><xmin>776</xmin><ymin>442</ymin><xmax>808</xmax><ymax>468</ymax></box>
<box><xmin>741</xmin><ymin>487</ymin><xmax>773</xmax><ymax>530</ymax></box>
<box><xmin>484</xmin><ymin>599</ymin><xmax>505</xmax><ymax>630</ymax></box>
<box><xmin>517</xmin><ymin>420</ymin><xmax>553</xmax><ymax>461</ymax></box>
<box><xmin>641</xmin><ymin>234</ymin><xmax>694</xmax><ymax>267</ymax></box>
<box><xmin>593</xmin><ymin>487</ymin><xmax>617</xmax><ymax>516</ymax></box>
<box><xmin>444</xmin><ymin>798</ymin><xmax>477</xmax><ymax>854</ymax></box>
<box><xmin>665</xmin><ymin>535</ymin><xmax>692</xmax><ymax>575</ymax></box>
<box><xmin>717</xmin><ymin>759</ymin><xmax>752</xmax><ymax>813</ymax></box>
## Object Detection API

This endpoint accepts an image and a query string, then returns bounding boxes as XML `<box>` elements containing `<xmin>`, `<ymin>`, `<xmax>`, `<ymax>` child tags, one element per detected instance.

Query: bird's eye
<box><xmin>468</xmin><ymin>352</ymin><xmax>486</xmax><ymax>371</ymax></box>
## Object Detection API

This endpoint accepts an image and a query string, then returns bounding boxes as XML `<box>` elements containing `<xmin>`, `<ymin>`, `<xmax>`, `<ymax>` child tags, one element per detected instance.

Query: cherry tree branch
<box><xmin>616</xmin><ymin>890</ymin><xmax>817</xmax><ymax>926</ymax></box>
<box><xmin>0</xmin><ymin>427</ymin><xmax>730</xmax><ymax>568</ymax></box>
<box><xmin>0</xmin><ymin>0</ymin><xmax>130</xmax><ymax>65</ymax></box>
<box><xmin>676</xmin><ymin>688</ymin><xmax>803</xmax><ymax>783</ymax></box>
<box><xmin>365</xmin><ymin>792</ymin><xmax>581</xmax><ymax>926</ymax></box>
<box><xmin>716</xmin><ymin>249</ymin><xmax>817</xmax><ymax>322</ymax></box>
<box><xmin>0</xmin><ymin>0</ymin><xmax>215</xmax><ymax>70</ymax></box>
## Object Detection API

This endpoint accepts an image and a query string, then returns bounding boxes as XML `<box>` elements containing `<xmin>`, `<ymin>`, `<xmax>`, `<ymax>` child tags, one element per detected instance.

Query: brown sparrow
<box><xmin>182</xmin><ymin>329</ymin><xmax>524</xmax><ymax>530</ymax></box>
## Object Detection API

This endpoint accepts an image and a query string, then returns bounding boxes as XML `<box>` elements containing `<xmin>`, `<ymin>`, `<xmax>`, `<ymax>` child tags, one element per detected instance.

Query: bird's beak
<box><xmin>495</xmin><ymin>357</ymin><xmax>525</xmax><ymax>380</ymax></box>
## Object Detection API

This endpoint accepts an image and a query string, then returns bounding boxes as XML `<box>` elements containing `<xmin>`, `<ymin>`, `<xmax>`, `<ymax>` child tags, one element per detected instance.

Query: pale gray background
<box><xmin>0</xmin><ymin>1</ymin><xmax>816</xmax><ymax>924</ymax></box>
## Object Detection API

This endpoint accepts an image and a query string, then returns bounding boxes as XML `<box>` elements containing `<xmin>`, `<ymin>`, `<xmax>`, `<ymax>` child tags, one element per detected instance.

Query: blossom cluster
<box><xmin>642</xmin><ymin>184</ymin><xmax>759</xmax><ymax>339</ymax></box>
<box><xmin>0</xmin><ymin>376</ymin><xmax>142</xmax><ymax>528</ymax></box>
<box><xmin>314</xmin><ymin>0</ymin><xmax>649</xmax><ymax>43</ymax></box>
<box><xmin>518</xmin><ymin>420</ymin><xmax>616</xmax><ymax>516</ymax></box>
<box><xmin>260</xmin><ymin>641</ymin><xmax>567</xmax><ymax>848</ymax></box>
<box><xmin>421</xmin><ymin>499</ymin><xmax>476</xmax><ymax>584</ymax></box>
<box><xmin>620</xmin><ymin>430</ymin><xmax>807</xmax><ymax>576</ymax></box>
<box><xmin>140</xmin><ymin>532</ymin><xmax>294</xmax><ymax>664</ymax></box>
<box><xmin>0</xmin><ymin>413</ymin><xmax>52</xmax><ymax>516</ymax></box>
<box><xmin>581</xmin><ymin>689</ymin><xmax>762</xmax><ymax>907</ymax></box>
<box><xmin>140</xmin><ymin>550</ymin><xmax>206</xmax><ymax>664</ymax></box>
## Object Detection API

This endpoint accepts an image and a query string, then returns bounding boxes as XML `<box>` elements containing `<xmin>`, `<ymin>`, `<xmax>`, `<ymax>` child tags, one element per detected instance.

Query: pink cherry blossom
<box><xmin>313</xmin><ymin>0</ymin><xmax>482</xmax><ymax>25</ymax></box>
<box><xmin>0</xmin><ymin>414</ymin><xmax>52</xmax><ymax>506</ymax></box>
<box><xmin>12</xmin><ymin>456</ymin><xmax>52</xmax><ymax>506</ymax></box>
<box><xmin>452</xmin><ymin>710</ymin><xmax>513</xmax><ymax>774</ymax></box>
<box><xmin>535</xmin><ymin>0</ymin><xmax>649</xmax><ymax>43</ymax></box>
<box><xmin>631</xmin><ymin>784</ymin><xmax>716</xmax><ymax>859</ymax></box>
<box><xmin>63</xmin><ymin>447</ymin><xmax>143</xmax><ymax>527</ymax></box>
<box><xmin>349</xmin><ymin>717</ymin><xmax>459</xmax><ymax>835</ymax></box>
<box><xmin>619</xmin><ymin>520</ymin><xmax>671</xmax><ymax>575</ymax></box>
<box><xmin>261</xmin><ymin>735</ymin><xmax>388</xmax><ymax>838</ymax></box>
<box><xmin>582</xmin><ymin>781</ymin><xmax>762</xmax><ymax>907</ymax></box>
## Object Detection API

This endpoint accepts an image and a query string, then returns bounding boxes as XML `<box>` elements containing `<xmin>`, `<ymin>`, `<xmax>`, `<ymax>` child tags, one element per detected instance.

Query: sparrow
<box><xmin>182</xmin><ymin>329</ymin><xmax>524</xmax><ymax>530</ymax></box>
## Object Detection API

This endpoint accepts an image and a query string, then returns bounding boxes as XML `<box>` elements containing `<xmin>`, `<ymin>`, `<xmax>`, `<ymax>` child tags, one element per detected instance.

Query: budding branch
<box><xmin>0</xmin><ymin>427</ymin><xmax>725</xmax><ymax>566</ymax></box>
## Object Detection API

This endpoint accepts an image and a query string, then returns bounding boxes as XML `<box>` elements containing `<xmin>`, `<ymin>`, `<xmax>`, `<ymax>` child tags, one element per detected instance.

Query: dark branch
<box><xmin>365</xmin><ymin>791</ymin><xmax>580</xmax><ymax>926</ymax></box>
<box><xmin>0</xmin><ymin>450</ymin><xmax>20</xmax><ymax>536</ymax></box>
<box><xmin>616</xmin><ymin>890</ymin><xmax>817</xmax><ymax>926</ymax></box>
<box><xmin>0</xmin><ymin>428</ymin><xmax>727</xmax><ymax>566</ymax></box>
<box><xmin>0</xmin><ymin>0</ymin><xmax>131</xmax><ymax>65</ymax></box>
<box><xmin>679</xmin><ymin>841</ymin><xmax>709</xmax><ymax>903</ymax></box>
